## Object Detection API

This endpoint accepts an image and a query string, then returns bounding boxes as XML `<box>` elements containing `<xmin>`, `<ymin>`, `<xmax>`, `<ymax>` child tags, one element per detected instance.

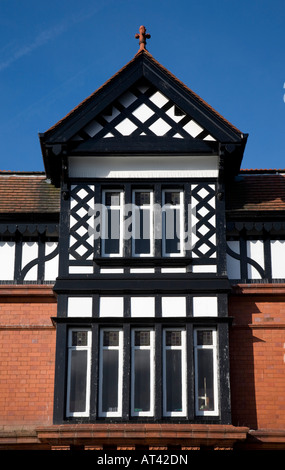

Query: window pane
<box><xmin>69</xmin><ymin>350</ymin><xmax>87</xmax><ymax>413</ymax></box>
<box><xmin>197</xmin><ymin>349</ymin><xmax>214</xmax><ymax>411</ymax></box>
<box><xmin>134</xmin><ymin>208</ymin><xmax>150</xmax><ymax>254</ymax></box>
<box><xmin>166</xmin><ymin>350</ymin><xmax>182</xmax><ymax>412</ymax></box>
<box><xmin>197</xmin><ymin>330</ymin><xmax>213</xmax><ymax>346</ymax></box>
<box><xmin>134</xmin><ymin>349</ymin><xmax>150</xmax><ymax>412</ymax></box>
<box><xmin>164</xmin><ymin>208</ymin><xmax>180</xmax><ymax>254</ymax></box>
<box><xmin>103</xmin><ymin>331</ymin><xmax>119</xmax><ymax>347</ymax></box>
<box><xmin>135</xmin><ymin>192</ymin><xmax>150</xmax><ymax>205</ymax></box>
<box><xmin>104</xmin><ymin>208</ymin><xmax>120</xmax><ymax>254</ymax></box>
<box><xmin>165</xmin><ymin>192</ymin><xmax>180</xmax><ymax>205</ymax></box>
<box><xmin>72</xmin><ymin>331</ymin><xmax>88</xmax><ymax>347</ymax></box>
<box><xmin>105</xmin><ymin>192</ymin><xmax>120</xmax><ymax>206</ymax></box>
<box><xmin>166</xmin><ymin>330</ymin><xmax>181</xmax><ymax>346</ymax></box>
<box><xmin>102</xmin><ymin>350</ymin><xmax>119</xmax><ymax>412</ymax></box>
<box><xmin>135</xmin><ymin>330</ymin><xmax>150</xmax><ymax>346</ymax></box>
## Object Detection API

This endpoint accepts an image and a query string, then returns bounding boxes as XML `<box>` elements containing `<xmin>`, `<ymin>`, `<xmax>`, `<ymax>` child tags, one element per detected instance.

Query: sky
<box><xmin>0</xmin><ymin>0</ymin><xmax>284</xmax><ymax>173</ymax></box>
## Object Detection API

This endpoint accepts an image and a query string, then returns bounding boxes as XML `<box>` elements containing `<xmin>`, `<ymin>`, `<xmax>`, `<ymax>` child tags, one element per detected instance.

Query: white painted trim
<box><xmin>68</xmin><ymin>156</ymin><xmax>219</xmax><ymax>179</ymax></box>
<box><xmin>98</xmin><ymin>328</ymin><xmax>123</xmax><ymax>418</ymax></box>
<box><xmin>162</xmin><ymin>328</ymin><xmax>187</xmax><ymax>417</ymax></box>
<box><xmin>66</xmin><ymin>328</ymin><xmax>92</xmax><ymax>418</ymax></box>
<box><xmin>194</xmin><ymin>328</ymin><xmax>219</xmax><ymax>417</ymax></box>
<box><xmin>131</xmin><ymin>328</ymin><xmax>155</xmax><ymax>417</ymax></box>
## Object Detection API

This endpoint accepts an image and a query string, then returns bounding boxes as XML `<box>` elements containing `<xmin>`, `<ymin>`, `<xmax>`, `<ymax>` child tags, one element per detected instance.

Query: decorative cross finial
<box><xmin>135</xmin><ymin>25</ymin><xmax>151</xmax><ymax>51</ymax></box>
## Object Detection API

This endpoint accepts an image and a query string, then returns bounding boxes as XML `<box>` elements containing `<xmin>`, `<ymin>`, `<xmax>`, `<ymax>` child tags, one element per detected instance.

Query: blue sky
<box><xmin>0</xmin><ymin>0</ymin><xmax>284</xmax><ymax>172</ymax></box>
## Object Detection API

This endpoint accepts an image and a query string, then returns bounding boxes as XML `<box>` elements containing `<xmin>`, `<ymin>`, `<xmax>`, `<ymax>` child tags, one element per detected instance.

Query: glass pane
<box><xmin>69</xmin><ymin>350</ymin><xmax>87</xmax><ymax>413</ymax></box>
<box><xmin>197</xmin><ymin>349</ymin><xmax>214</xmax><ymax>411</ymax></box>
<box><xmin>72</xmin><ymin>331</ymin><xmax>88</xmax><ymax>347</ymax></box>
<box><xmin>134</xmin><ymin>208</ymin><xmax>150</xmax><ymax>254</ymax></box>
<box><xmin>197</xmin><ymin>330</ymin><xmax>213</xmax><ymax>346</ymax></box>
<box><xmin>102</xmin><ymin>350</ymin><xmax>119</xmax><ymax>412</ymax></box>
<box><xmin>164</xmin><ymin>208</ymin><xmax>180</xmax><ymax>253</ymax></box>
<box><xmin>105</xmin><ymin>192</ymin><xmax>120</xmax><ymax>206</ymax></box>
<box><xmin>166</xmin><ymin>331</ymin><xmax>181</xmax><ymax>346</ymax></box>
<box><xmin>166</xmin><ymin>350</ymin><xmax>182</xmax><ymax>412</ymax></box>
<box><xmin>165</xmin><ymin>192</ymin><xmax>180</xmax><ymax>205</ymax></box>
<box><xmin>134</xmin><ymin>349</ymin><xmax>150</xmax><ymax>412</ymax></box>
<box><xmin>104</xmin><ymin>208</ymin><xmax>120</xmax><ymax>254</ymax></box>
<box><xmin>103</xmin><ymin>331</ymin><xmax>119</xmax><ymax>347</ymax></box>
<box><xmin>135</xmin><ymin>331</ymin><xmax>150</xmax><ymax>346</ymax></box>
<box><xmin>135</xmin><ymin>192</ymin><xmax>150</xmax><ymax>206</ymax></box>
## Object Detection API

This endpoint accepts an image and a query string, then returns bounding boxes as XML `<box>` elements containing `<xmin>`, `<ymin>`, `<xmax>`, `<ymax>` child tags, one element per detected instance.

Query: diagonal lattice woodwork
<box><xmin>69</xmin><ymin>185</ymin><xmax>95</xmax><ymax>261</ymax></box>
<box><xmin>71</xmin><ymin>80</ymin><xmax>216</xmax><ymax>143</ymax></box>
<box><xmin>191</xmin><ymin>184</ymin><xmax>216</xmax><ymax>258</ymax></box>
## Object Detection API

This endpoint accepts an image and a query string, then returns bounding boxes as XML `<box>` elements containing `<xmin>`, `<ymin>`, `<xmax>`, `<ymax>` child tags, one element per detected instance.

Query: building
<box><xmin>1</xmin><ymin>29</ymin><xmax>285</xmax><ymax>450</ymax></box>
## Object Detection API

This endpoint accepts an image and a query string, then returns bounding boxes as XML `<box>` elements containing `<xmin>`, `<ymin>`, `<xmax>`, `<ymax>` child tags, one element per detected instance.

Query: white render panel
<box><xmin>68</xmin><ymin>156</ymin><xmax>219</xmax><ymax>178</ymax></box>
<box><xmin>192</xmin><ymin>265</ymin><xmax>217</xmax><ymax>273</ymax></box>
<box><xmin>131</xmin><ymin>296</ymin><xmax>155</xmax><ymax>317</ymax></box>
<box><xmin>247</xmin><ymin>240</ymin><xmax>264</xmax><ymax>279</ymax></box>
<box><xmin>21</xmin><ymin>241</ymin><xmax>38</xmax><ymax>281</ymax></box>
<box><xmin>99</xmin><ymin>296</ymin><xmax>124</xmax><ymax>317</ymax></box>
<box><xmin>161</xmin><ymin>296</ymin><xmax>186</xmax><ymax>317</ymax></box>
<box><xmin>193</xmin><ymin>296</ymin><xmax>218</xmax><ymax>317</ymax></box>
<box><xmin>69</xmin><ymin>266</ymin><xmax>94</xmax><ymax>274</ymax></box>
<box><xmin>68</xmin><ymin>297</ymin><xmax>93</xmax><ymax>317</ymax></box>
<box><xmin>130</xmin><ymin>268</ymin><xmax>155</xmax><ymax>273</ymax></box>
<box><xmin>271</xmin><ymin>240</ymin><xmax>285</xmax><ymax>278</ymax></box>
<box><xmin>44</xmin><ymin>242</ymin><xmax>59</xmax><ymax>281</ymax></box>
<box><xmin>226</xmin><ymin>241</ymin><xmax>241</xmax><ymax>279</ymax></box>
<box><xmin>0</xmin><ymin>241</ymin><xmax>15</xmax><ymax>280</ymax></box>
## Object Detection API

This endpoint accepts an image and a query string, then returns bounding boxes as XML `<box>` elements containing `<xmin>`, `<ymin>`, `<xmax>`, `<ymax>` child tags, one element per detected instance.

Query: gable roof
<box><xmin>40</xmin><ymin>49</ymin><xmax>247</xmax><ymax>185</ymax></box>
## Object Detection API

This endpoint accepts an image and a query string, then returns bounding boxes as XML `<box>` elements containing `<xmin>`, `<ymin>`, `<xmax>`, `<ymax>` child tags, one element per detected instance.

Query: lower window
<box><xmin>65</xmin><ymin>326</ymin><xmax>219</xmax><ymax>419</ymax></box>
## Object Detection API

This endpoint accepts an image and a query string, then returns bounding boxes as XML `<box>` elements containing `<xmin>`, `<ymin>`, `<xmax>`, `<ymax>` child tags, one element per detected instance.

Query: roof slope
<box><xmin>0</xmin><ymin>172</ymin><xmax>60</xmax><ymax>214</ymax></box>
<box><xmin>226</xmin><ymin>172</ymin><xmax>285</xmax><ymax>214</ymax></box>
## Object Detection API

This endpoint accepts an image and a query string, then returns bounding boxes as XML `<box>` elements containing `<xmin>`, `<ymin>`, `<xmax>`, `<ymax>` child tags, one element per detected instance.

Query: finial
<box><xmin>135</xmin><ymin>25</ymin><xmax>151</xmax><ymax>51</ymax></box>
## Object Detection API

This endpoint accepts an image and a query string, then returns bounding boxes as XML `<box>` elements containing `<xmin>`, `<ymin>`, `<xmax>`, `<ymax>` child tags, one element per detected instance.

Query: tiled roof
<box><xmin>226</xmin><ymin>171</ymin><xmax>285</xmax><ymax>213</ymax></box>
<box><xmin>0</xmin><ymin>172</ymin><xmax>60</xmax><ymax>214</ymax></box>
<box><xmin>43</xmin><ymin>49</ymin><xmax>243</xmax><ymax>139</ymax></box>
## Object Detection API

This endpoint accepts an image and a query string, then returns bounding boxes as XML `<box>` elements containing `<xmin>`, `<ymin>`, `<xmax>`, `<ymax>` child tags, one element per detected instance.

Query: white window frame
<box><xmin>162</xmin><ymin>189</ymin><xmax>184</xmax><ymax>257</ymax></box>
<box><xmin>98</xmin><ymin>328</ymin><xmax>123</xmax><ymax>418</ymax></box>
<box><xmin>131</xmin><ymin>328</ymin><xmax>155</xmax><ymax>417</ymax></box>
<box><xmin>194</xmin><ymin>328</ymin><xmax>219</xmax><ymax>416</ymax></box>
<box><xmin>162</xmin><ymin>328</ymin><xmax>187</xmax><ymax>417</ymax></box>
<box><xmin>66</xmin><ymin>328</ymin><xmax>92</xmax><ymax>418</ymax></box>
<box><xmin>132</xmin><ymin>189</ymin><xmax>154</xmax><ymax>257</ymax></box>
<box><xmin>102</xmin><ymin>190</ymin><xmax>124</xmax><ymax>257</ymax></box>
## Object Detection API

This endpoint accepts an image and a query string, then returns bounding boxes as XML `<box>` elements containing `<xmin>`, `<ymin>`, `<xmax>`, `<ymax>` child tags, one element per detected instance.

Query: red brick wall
<box><xmin>229</xmin><ymin>286</ymin><xmax>285</xmax><ymax>430</ymax></box>
<box><xmin>0</xmin><ymin>286</ymin><xmax>56</xmax><ymax>427</ymax></box>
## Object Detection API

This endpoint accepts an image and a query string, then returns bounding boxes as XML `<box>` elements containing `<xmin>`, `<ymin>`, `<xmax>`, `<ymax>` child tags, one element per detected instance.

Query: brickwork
<box><xmin>0</xmin><ymin>286</ymin><xmax>56</xmax><ymax>428</ymax></box>
<box><xmin>229</xmin><ymin>286</ymin><xmax>285</xmax><ymax>431</ymax></box>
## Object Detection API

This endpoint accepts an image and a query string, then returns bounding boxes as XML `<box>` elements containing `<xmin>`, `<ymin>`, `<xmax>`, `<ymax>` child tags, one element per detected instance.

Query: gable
<box><xmin>40</xmin><ymin>50</ymin><xmax>247</xmax><ymax>185</ymax></box>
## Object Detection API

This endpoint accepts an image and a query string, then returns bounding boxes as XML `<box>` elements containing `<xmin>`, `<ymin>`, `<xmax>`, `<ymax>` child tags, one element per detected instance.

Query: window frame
<box><xmin>130</xmin><ymin>328</ymin><xmax>155</xmax><ymax>417</ymax></box>
<box><xmin>98</xmin><ymin>328</ymin><xmax>123</xmax><ymax>418</ymax></box>
<box><xmin>131</xmin><ymin>189</ymin><xmax>154</xmax><ymax>257</ymax></box>
<box><xmin>101</xmin><ymin>189</ymin><xmax>124</xmax><ymax>257</ymax></box>
<box><xmin>162</xmin><ymin>189</ymin><xmax>184</xmax><ymax>257</ymax></box>
<box><xmin>66</xmin><ymin>328</ymin><xmax>92</xmax><ymax>418</ymax></box>
<box><xmin>194</xmin><ymin>327</ymin><xmax>219</xmax><ymax>416</ymax></box>
<box><xmin>162</xmin><ymin>328</ymin><xmax>187</xmax><ymax>417</ymax></box>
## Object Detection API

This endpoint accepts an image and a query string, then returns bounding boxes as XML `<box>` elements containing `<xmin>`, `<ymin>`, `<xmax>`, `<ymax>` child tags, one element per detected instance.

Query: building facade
<box><xmin>0</xmin><ymin>41</ymin><xmax>285</xmax><ymax>450</ymax></box>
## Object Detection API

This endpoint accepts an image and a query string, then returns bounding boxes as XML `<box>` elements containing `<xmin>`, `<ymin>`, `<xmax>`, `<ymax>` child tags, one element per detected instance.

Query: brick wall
<box><xmin>0</xmin><ymin>286</ymin><xmax>56</xmax><ymax>427</ymax></box>
<box><xmin>229</xmin><ymin>285</ymin><xmax>285</xmax><ymax>430</ymax></box>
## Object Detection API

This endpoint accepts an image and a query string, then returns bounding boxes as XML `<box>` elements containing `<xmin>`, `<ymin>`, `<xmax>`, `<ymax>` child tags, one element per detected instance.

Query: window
<box><xmin>162</xmin><ymin>190</ymin><xmax>184</xmax><ymax>256</ymax></box>
<box><xmin>194</xmin><ymin>328</ymin><xmax>218</xmax><ymax>416</ymax></box>
<box><xmin>163</xmin><ymin>329</ymin><xmax>186</xmax><ymax>416</ymax></box>
<box><xmin>63</xmin><ymin>325</ymin><xmax>220</xmax><ymax>421</ymax></box>
<box><xmin>66</xmin><ymin>329</ymin><xmax>91</xmax><ymax>417</ymax></box>
<box><xmin>132</xmin><ymin>190</ymin><xmax>154</xmax><ymax>256</ymax></box>
<box><xmin>102</xmin><ymin>190</ymin><xmax>123</xmax><ymax>256</ymax></box>
<box><xmin>98</xmin><ymin>329</ymin><xmax>123</xmax><ymax>417</ymax></box>
<box><xmin>131</xmin><ymin>329</ymin><xmax>155</xmax><ymax>416</ymax></box>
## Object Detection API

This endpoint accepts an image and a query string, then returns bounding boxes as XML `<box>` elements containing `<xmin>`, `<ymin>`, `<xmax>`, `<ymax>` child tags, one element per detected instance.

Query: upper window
<box><xmin>132</xmin><ymin>190</ymin><xmax>154</xmax><ymax>257</ymax></box>
<box><xmin>162</xmin><ymin>190</ymin><xmax>184</xmax><ymax>256</ymax></box>
<box><xmin>102</xmin><ymin>190</ymin><xmax>124</xmax><ymax>257</ymax></box>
